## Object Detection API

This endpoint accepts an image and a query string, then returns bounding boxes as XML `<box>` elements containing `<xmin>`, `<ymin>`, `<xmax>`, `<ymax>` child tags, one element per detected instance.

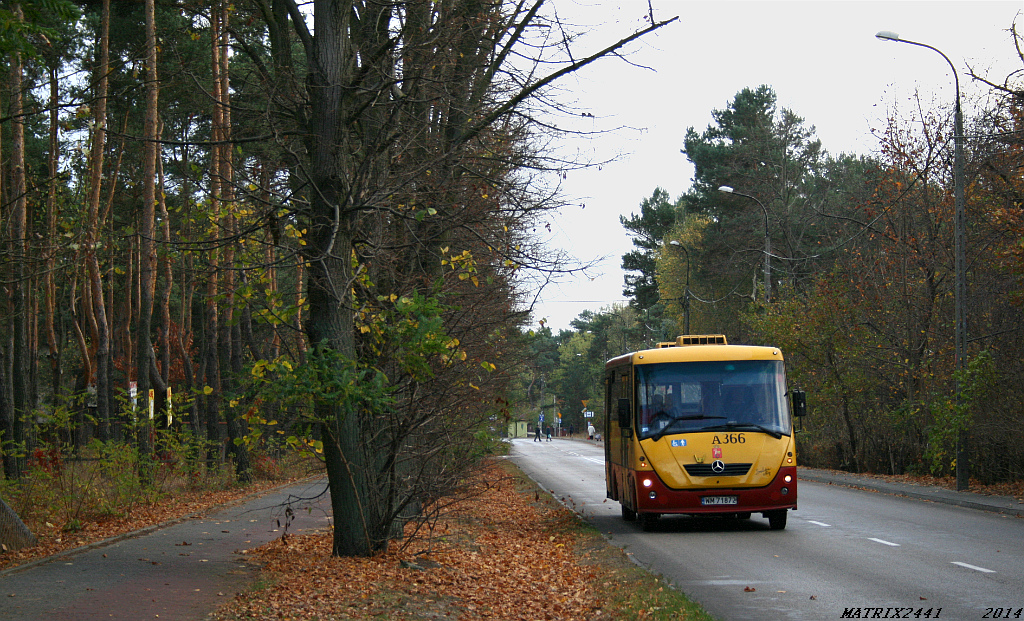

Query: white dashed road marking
<box><xmin>951</xmin><ymin>561</ymin><xmax>995</xmax><ymax>573</ymax></box>
<box><xmin>867</xmin><ymin>537</ymin><xmax>900</xmax><ymax>547</ymax></box>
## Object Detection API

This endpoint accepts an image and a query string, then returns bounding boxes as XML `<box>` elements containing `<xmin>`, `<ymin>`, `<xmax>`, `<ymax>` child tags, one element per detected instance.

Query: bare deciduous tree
<box><xmin>250</xmin><ymin>0</ymin><xmax>673</xmax><ymax>556</ymax></box>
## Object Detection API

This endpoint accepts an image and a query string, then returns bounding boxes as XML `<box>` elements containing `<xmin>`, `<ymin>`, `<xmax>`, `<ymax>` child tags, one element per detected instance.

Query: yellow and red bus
<box><xmin>604</xmin><ymin>335</ymin><xmax>806</xmax><ymax>530</ymax></box>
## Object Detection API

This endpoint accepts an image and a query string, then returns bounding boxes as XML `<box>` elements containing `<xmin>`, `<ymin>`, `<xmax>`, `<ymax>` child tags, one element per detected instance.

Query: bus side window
<box><xmin>617</xmin><ymin>398</ymin><xmax>631</xmax><ymax>428</ymax></box>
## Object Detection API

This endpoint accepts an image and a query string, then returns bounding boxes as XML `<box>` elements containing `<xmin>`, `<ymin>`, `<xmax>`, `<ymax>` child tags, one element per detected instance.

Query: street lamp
<box><xmin>876</xmin><ymin>30</ymin><xmax>968</xmax><ymax>491</ymax></box>
<box><xmin>668</xmin><ymin>240</ymin><xmax>691</xmax><ymax>333</ymax></box>
<box><xmin>718</xmin><ymin>185</ymin><xmax>771</xmax><ymax>303</ymax></box>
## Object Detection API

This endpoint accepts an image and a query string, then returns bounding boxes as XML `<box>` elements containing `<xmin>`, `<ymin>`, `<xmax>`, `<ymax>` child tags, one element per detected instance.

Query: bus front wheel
<box><xmin>639</xmin><ymin>512</ymin><xmax>660</xmax><ymax>531</ymax></box>
<box><xmin>621</xmin><ymin>503</ymin><xmax>637</xmax><ymax>521</ymax></box>
<box><xmin>766</xmin><ymin>510</ymin><xmax>788</xmax><ymax>530</ymax></box>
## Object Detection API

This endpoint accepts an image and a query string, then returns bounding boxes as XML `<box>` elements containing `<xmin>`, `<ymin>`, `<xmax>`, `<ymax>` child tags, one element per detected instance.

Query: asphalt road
<box><xmin>510</xmin><ymin>437</ymin><xmax>1024</xmax><ymax>621</ymax></box>
<box><xmin>0</xmin><ymin>478</ymin><xmax>332</xmax><ymax>621</ymax></box>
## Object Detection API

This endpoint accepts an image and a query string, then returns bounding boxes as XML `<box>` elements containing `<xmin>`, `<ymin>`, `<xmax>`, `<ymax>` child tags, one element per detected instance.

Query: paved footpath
<box><xmin>0</xmin><ymin>478</ymin><xmax>332</xmax><ymax>621</ymax></box>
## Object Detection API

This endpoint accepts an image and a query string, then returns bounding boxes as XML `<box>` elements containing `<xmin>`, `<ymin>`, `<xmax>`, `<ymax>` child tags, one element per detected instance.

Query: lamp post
<box><xmin>668</xmin><ymin>240</ymin><xmax>691</xmax><ymax>333</ymax></box>
<box><xmin>876</xmin><ymin>30</ymin><xmax>968</xmax><ymax>491</ymax></box>
<box><xmin>718</xmin><ymin>185</ymin><xmax>771</xmax><ymax>303</ymax></box>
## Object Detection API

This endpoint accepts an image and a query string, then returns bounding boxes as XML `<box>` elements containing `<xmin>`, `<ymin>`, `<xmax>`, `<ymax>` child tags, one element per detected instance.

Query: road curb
<box><xmin>798</xmin><ymin>468</ymin><xmax>1024</xmax><ymax>518</ymax></box>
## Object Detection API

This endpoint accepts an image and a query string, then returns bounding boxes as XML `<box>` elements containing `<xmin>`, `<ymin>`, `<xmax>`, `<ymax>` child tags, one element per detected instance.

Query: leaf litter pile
<box><xmin>214</xmin><ymin>460</ymin><xmax>709</xmax><ymax>620</ymax></box>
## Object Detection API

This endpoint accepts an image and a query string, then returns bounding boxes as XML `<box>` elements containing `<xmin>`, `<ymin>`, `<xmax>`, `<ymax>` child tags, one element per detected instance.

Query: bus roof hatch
<box><xmin>672</xmin><ymin>334</ymin><xmax>728</xmax><ymax>346</ymax></box>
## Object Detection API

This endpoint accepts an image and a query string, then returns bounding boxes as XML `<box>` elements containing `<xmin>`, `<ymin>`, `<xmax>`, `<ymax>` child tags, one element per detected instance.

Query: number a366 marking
<box><xmin>711</xmin><ymin>433</ymin><xmax>745</xmax><ymax>445</ymax></box>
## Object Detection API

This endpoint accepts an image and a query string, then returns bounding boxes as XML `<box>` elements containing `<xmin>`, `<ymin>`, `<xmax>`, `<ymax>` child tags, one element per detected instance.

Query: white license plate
<box><xmin>701</xmin><ymin>496</ymin><xmax>738</xmax><ymax>505</ymax></box>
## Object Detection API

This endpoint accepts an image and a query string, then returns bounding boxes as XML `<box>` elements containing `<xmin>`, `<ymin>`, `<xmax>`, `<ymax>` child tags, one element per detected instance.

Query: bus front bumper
<box><xmin>633</xmin><ymin>466</ymin><xmax>798</xmax><ymax>515</ymax></box>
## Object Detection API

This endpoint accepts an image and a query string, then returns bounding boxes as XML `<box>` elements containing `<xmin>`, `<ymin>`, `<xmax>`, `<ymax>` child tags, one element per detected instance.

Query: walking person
<box><xmin>545</xmin><ymin>425</ymin><xmax>552</xmax><ymax>441</ymax></box>
<box><xmin>534</xmin><ymin>425</ymin><xmax>542</xmax><ymax>442</ymax></box>
<box><xmin>587</xmin><ymin>423</ymin><xmax>596</xmax><ymax>440</ymax></box>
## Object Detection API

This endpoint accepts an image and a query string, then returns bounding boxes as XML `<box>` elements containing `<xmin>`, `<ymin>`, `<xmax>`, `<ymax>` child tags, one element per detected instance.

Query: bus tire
<box><xmin>736</xmin><ymin>512</ymin><xmax>752</xmax><ymax>520</ymax></box>
<box><xmin>621</xmin><ymin>503</ymin><xmax>637</xmax><ymax>521</ymax></box>
<box><xmin>639</xmin><ymin>512</ymin><xmax>660</xmax><ymax>531</ymax></box>
<box><xmin>766</xmin><ymin>510</ymin><xmax>788</xmax><ymax>530</ymax></box>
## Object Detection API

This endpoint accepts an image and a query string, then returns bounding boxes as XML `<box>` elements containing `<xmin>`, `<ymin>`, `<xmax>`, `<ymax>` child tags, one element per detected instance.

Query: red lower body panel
<box><xmin>631</xmin><ymin>466</ymin><xmax>798</xmax><ymax>515</ymax></box>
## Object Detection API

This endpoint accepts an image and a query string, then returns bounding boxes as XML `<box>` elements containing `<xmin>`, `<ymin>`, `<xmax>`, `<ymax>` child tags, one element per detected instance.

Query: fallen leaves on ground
<box><xmin>214</xmin><ymin>462</ymin><xmax>605</xmax><ymax>620</ymax></box>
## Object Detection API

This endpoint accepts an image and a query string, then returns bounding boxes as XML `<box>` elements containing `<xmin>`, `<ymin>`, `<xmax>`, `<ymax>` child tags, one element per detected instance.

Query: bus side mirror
<box><xmin>791</xmin><ymin>390</ymin><xmax>807</xmax><ymax>417</ymax></box>
<box><xmin>617</xmin><ymin>398</ymin><xmax>631</xmax><ymax>428</ymax></box>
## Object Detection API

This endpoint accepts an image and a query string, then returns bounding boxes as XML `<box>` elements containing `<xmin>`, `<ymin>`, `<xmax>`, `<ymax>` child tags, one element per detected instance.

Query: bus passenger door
<box><xmin>614</xmin><ymin>372</ymin><xmax>633</xmax><ymax>500</ymax></box>
<box><xmin>619</xmin><ymin>372</ymin><xmax>633</xmax><ymax>467</ymax></box>
<box><xmin>618</xmin><ymin>396</ymin><xmax>631</xmax><ymax>467</ymax></box>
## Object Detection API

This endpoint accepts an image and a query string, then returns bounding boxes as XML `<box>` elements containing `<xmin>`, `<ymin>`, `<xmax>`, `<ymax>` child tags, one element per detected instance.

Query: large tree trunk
<box><xmin>136</xmin><ymin>0</ymin><xmax>159</xmax><ymax>473</ymax></box>
<box><xmin>44</xmin><ymin>60</ymin><xmax>62</xmax><ymax>405</ymax></box>
<box><xmin>305</xmin><ymin>1</ymin><xmax>374</xmax><ymax>556</ymax></box>
<box><xmin>8</xmin><ymin>3</ymin><xmax>31</xmax><ymax>478</ymax></box>
<box><xmin>0</xmin><ymin>41</ymin><xmax>10</xmax><ymax>481</ymax></box>
<box><xmin>0</xmin><ymin>352</ymin><xmax>13</xmax><ymax>480</ymax></box>
<box><xmin>158</xmin><ymin>142</ymin><xmax>172</xmax><ymax>416</ymax></box>
<box><xmin>202</xmin><ymin>7</ymin><xmax>224</xmax><ymax>469</ymax></box>
<box><xmin>86</xmin><ymin>0</ymin><xmax>112</xmax><ymax>442</ymax></box>
<box><xmin>217</xmin><ymin>5</ymin><xmax>251</xmax><ymax>481</ymax></box>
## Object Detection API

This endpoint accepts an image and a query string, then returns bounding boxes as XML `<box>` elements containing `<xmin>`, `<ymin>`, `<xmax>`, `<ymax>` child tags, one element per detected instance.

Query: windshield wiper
<box><xmin>647</xmin><ymin>415</ymin><xmax>727</xmax><ymax>442</ymax></box>
<box><xmin>703</xmin><ymin>422</ymin><xmax>784</xmax><ymax>439</ymax></box>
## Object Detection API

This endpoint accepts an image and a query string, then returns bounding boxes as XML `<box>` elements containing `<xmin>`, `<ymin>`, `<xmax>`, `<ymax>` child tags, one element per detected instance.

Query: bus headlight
<box><xmin>781</xmin><ymin>487</ymin><xmax>789</xmax><ymax>495</ymax></box>
<box><xmin>784</xmin><ymin>475</ymin><xmax>792</xmax><ymax>483</ymax></box>
<box><xmin>642</xmin><ymin>478</ymin><xmax>653</xmax><ymax>488</ymax></box>
<box><xmin>649</xmin><ymin>491</ymin><xmax>657</xmax><ymax>499</ymax></box>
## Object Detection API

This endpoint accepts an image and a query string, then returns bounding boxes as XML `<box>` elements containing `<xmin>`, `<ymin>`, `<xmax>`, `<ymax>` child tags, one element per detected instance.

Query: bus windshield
<box><xmin>635</xmin><ymin>360</ymin><xmax>791</xmax><ymax>440</ymax></box>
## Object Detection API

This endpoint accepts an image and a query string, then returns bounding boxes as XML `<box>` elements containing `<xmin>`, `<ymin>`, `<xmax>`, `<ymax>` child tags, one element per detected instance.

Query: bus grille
<box><xmin>684</xmin><ymin>463</ymin><xmax>752</xmax><ymax>477</ymax></box>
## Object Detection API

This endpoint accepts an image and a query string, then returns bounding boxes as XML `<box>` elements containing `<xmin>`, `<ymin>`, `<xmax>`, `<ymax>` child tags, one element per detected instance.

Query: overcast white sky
<box><xmin>528</xmin><ymin>0</ymin><xmax>1022</xmax><ymax>332</ymax></box>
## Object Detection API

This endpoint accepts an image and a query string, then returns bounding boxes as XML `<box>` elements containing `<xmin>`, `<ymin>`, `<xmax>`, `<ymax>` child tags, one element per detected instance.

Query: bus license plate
<box><xmin>701</xmin><ymin>496</ymin><xmax>738</xmax><ymax>505</ymax></box>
